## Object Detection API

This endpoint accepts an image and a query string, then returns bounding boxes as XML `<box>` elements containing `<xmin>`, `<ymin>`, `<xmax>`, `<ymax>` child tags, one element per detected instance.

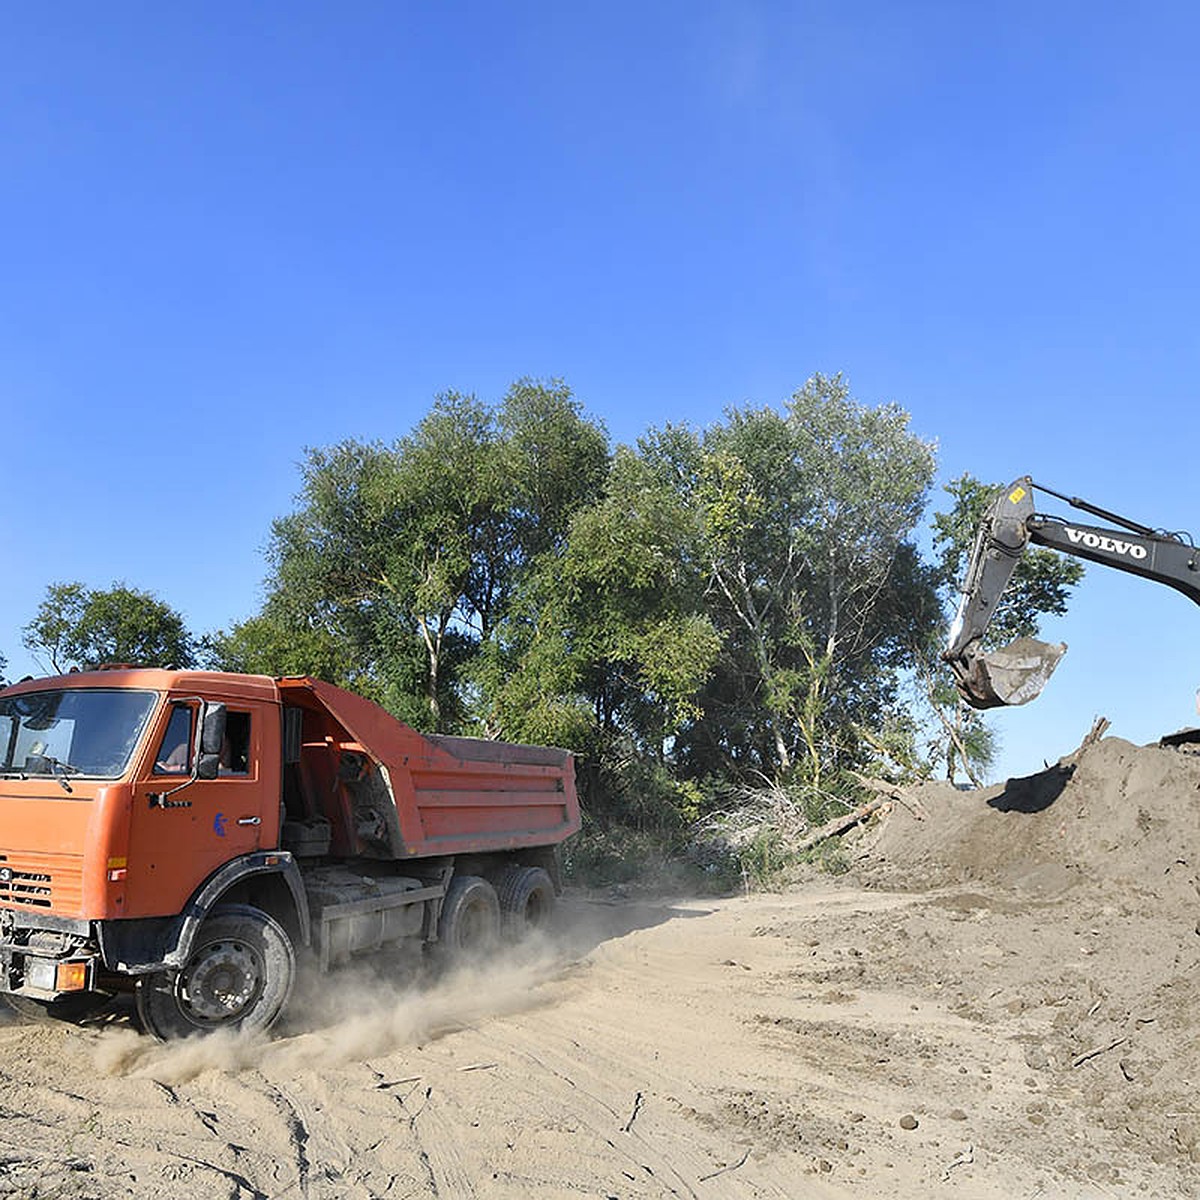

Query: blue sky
<box><xmin>3</xmin><ymin>2</ymin><xmax>1199</xmax><ymax>781</ymax></box>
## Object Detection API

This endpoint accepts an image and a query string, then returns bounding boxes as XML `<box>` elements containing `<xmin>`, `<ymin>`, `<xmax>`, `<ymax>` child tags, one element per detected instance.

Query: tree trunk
<box><xmin>417</xmin><ymin>614</ymin><xmax>443</xmax><ymax>726</ymax></box>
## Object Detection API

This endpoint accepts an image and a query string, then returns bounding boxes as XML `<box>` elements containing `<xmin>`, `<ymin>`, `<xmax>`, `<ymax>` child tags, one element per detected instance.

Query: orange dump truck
<box><xmin>0</xmin><ymin>669</ymin><xmax>579</xmax><ymax>1038</ymax></box>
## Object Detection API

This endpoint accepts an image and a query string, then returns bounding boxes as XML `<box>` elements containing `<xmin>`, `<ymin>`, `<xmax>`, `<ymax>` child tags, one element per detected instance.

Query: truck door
<box><xmin>125</xmin><ymin>701</ymin><xmax>270</xmax><ymax>918</ymax></box>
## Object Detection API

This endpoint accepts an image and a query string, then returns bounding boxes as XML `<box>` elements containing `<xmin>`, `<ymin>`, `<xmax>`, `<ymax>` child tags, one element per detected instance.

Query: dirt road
<box><xmin>2</xmin><ymin>735</ymin><xmax>1198</xmax><ymax>1198</ymax></box>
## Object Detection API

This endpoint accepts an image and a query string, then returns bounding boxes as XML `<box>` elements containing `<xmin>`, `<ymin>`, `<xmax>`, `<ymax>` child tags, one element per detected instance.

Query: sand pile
<box><xmin>865</xmin><ymin>734</ymin><xmax>1200</xmax><ymax>913</ymax></box>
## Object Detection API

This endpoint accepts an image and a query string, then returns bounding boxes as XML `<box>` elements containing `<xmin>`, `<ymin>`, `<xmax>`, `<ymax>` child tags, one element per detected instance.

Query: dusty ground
<box><xmin>2</xmin><ymin>733</ymin><xmax>1199</xmax><ymax>1198</ymax></box>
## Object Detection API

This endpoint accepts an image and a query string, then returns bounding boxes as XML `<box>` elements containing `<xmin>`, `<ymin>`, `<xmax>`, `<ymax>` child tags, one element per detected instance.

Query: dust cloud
<box><xmin>93</xmin><ymin>928</ymin><xmax>582</xmax><ymax>1084</ymax></box>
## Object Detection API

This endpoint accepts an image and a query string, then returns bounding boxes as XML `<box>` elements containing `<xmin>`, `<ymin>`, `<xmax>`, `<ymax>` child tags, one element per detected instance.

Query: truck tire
<box><xmin>496</xmin><ymin>866</ymin><xmax>557</xmax><ymax>939</ymax></box>
<box><xmin>432</xmin><ymin>875</ymin><xmax>500</xmax><ymax>962</ymax></box>
<box><xmin>135</xmin><ymin>904</ymin><xmax>295</xmax><ymax>1040</ymax></box>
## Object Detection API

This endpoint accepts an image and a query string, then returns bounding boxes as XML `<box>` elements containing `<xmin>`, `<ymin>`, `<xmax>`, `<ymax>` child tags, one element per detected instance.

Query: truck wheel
<box><xmin>496</xmin><ymin>866</ymin><xmax>557</xmax><ymax>939</ymax></box>
<box><xmin>135</xmin><ymin>904</ymin><xmax>295</xmax><ymax>1040</ymax></box>
<box><xmin>433</xmin><ymin>875</ymin><xmax>500</xmax><ymax>961</ymax></box>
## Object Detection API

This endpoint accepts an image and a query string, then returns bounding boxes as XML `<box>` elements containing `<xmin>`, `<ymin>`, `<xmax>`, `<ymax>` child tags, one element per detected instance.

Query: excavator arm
<box><xmin>944</xmin><ymin>476</ymin><xmax>1200</xmax><ymax>709</ymax></box>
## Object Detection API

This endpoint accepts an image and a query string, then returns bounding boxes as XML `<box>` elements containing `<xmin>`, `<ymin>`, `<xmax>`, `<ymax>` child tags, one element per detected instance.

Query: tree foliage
<box><xmin>474</xmin><ymin>374</ymin><xmax>941</xmax><ymax>807</ymax></box>
<box><xmin>23</xmin><ymin>582</ymin><xmax>196</xmax><ymax>672</ymax></box>
<box><xmin>477</xmin><ymin>444</ymin><xmax>721</xmax><ymax>773</ymax></box>
<box><xmin>210</xmin><ymin>379</ymin><xmax>610</xmax><ymax>731</ymax></box>
<box><xmin>672</xmin><ymin>374</ymin><xmax>940</xmax><ymax>787</ymax></box>
<box><xmin>208</xmin><ymin>374</ymin><xmax>961</xmax><ymax>813</ymax></box>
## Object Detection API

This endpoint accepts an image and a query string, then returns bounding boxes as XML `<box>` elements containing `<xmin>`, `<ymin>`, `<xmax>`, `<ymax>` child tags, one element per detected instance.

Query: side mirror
<box><xmin>195</xmin><ymin>702</ymin><xmax>226</xmax><ymax>778</ymax></box>
<box><xmin>200</xmin><ymin>703</ymin><xmax>227</xmax><ymax>756</ymax></box>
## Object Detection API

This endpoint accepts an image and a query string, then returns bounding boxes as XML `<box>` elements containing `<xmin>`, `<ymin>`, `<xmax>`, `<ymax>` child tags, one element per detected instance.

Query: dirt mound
<box><xmin>864</xmin><ymin>735</ymin><xmax>1200</xmax><ymax>911</ymax></box>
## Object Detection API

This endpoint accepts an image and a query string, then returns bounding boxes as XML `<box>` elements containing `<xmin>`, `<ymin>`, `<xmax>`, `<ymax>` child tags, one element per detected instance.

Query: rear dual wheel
<box><xmin>496</xmin><ymin>866</ymin><xmax>557</xmax><ymax>939</ymax></box>
<box><xmin>432</xmin><ymin>875</ymin><xmax>500</xmax><ymax>962</ymax></box>
<box><xmin>431</xmin><ymin>867</ymin><xmax>559</xmax><ymax>963</ymax></box>
<box><xmin>136</xmin><ymin>904</ymin><xmax>295</xmax><ymax>1041</ymax></box>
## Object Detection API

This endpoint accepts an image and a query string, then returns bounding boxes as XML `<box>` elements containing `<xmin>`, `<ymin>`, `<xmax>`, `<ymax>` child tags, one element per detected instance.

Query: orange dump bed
<box><xmin>278</xmin><ymin>678</ymin><xmax>580</xmax><ymax>860</ymax></box>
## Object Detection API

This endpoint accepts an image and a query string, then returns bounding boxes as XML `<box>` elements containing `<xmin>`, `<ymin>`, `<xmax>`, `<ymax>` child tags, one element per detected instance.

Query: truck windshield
<box><xmin>0</xmin><ymin>689</ymin><xmax>158</xmax><ymax>780</ymax></box>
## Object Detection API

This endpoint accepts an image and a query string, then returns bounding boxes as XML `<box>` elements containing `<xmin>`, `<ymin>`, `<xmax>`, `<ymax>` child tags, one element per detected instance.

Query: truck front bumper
<box><xmin>0</xmin><ymin>907</ymin><xmax>100</xmax><ymax>1001</ymax></box>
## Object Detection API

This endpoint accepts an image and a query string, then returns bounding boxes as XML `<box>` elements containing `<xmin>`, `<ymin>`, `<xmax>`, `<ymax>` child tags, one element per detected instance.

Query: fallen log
<box><xmin>793</xmin><ymin>795</ymin><xmax>888</xmax><ymax>856</ymax></box>
<box><xmin>851</xmin><ymin>772</ymin><xmax>930</xmax><ymax>820</ymax></box>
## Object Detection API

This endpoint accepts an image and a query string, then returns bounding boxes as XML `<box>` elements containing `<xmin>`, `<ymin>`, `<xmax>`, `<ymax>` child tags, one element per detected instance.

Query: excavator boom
<box><xmin>944</xmin><ymin>476</ymin><xmax>1200</xmax><ymax>709</ymax></box>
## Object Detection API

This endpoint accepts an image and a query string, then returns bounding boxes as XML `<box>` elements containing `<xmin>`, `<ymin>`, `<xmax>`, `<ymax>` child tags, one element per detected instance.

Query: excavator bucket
<box><xmin>954</xmin><ymin>637</ymin><xmax>1067</xmax><ymax>709</ymax></box>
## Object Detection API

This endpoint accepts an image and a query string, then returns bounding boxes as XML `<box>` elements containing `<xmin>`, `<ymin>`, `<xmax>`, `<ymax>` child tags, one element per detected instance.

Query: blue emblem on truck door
<box><xmin>213</xmin><ymin>812</ymin><xmax>227</xmax><ymax>837</ymax></box>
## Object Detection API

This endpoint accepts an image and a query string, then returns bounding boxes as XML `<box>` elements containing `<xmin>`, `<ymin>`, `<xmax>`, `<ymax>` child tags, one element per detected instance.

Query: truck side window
<box><xmin>153</xmin><ymin>705</ymin><xmax>194</xmax><ymax>775</ymax></box>
<box><xmin>220</xmin><ymin>711</ymin><xmax>251</xmax><ymax>776</ymax></box>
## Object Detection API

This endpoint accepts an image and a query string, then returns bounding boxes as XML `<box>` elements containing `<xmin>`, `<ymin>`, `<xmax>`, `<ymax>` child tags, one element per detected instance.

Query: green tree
<box><xmin>23</xmin><ymin>582</ymin><xmax>196</xmax><ymax>673</ymax></box>
<box><xmin>483</xmin><ymin>448</ymin><xmax>719</xmax><ymax>736</ymax></box>
<box><xmin>498</xmin><ymin>377</ymin><xmax>610</xmax><ymax>564</ymax></box>
<box><xmin>254</xmin><ymin>380</ymin><xmax>609</xmax><ymax>730</ymax></box>
<box><xmin>476</xmin><ymin>443</ymin><xmax>720</xmax><ymax>828</ymax></box>
<box><xmin>262</xmin><ymin>440</ymin><xmax>418</xmax><ymax>706</ymax></box>
<box><xmin>676</xmin><ymin>375</ymin><xmax>939</xmax><ymax>787</ymax></box>
<box><xmin>262</xmin><ymin>422</ymin><xmax>488</xmax><ymax>729</ymax></box>
<box><xmin>492</xmin><ymin>375</ymin><xmax>940</xmax><ymax>822</ymax></box>
<box><xmin>202</xmin><ymin>607</ymin><xmax>356</xmax><ymax>682</ymax></box>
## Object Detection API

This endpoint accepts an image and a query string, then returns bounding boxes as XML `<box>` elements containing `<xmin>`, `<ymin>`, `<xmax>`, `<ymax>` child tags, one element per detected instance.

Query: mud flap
<box><xmin>955</xmin><ymin>637</ymin><xmax>1067</xmax><ymax>709</ymax></box>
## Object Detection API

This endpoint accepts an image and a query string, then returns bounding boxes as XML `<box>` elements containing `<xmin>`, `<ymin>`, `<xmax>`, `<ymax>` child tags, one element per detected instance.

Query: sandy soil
<box><xmin>2</xmin><ymin>733</ymin><xmax>1199</xmax><ymax>1199</ymax></box>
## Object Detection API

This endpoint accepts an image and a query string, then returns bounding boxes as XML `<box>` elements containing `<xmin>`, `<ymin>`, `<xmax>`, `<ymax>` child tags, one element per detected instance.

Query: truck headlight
<box><xmin>25</xmin><ymin>958</ymin><xmax>57</xmax><ymax>991</ymax></box>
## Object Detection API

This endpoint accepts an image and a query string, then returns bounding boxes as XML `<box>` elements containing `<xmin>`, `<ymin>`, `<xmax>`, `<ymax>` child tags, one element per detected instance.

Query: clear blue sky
<box><xmin>3</xmin><ymin>2</ymin><xmax>1199</xmax><ymax>782</ymax></box>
